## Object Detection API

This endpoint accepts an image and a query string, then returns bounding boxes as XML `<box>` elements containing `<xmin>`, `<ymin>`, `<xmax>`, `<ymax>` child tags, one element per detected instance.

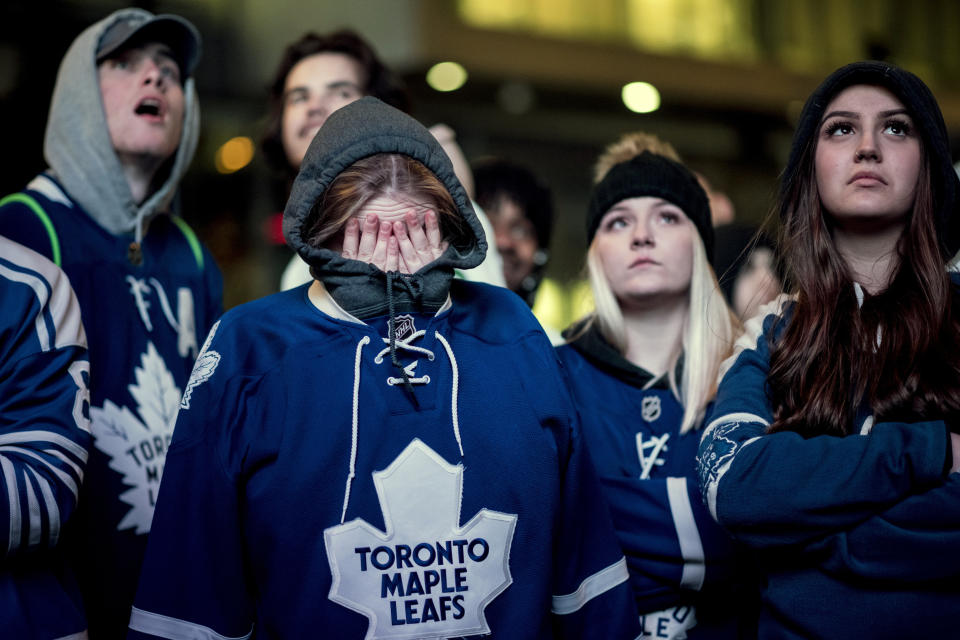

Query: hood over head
<box><xmin>283</xmin><ymin>96</ymin><xmax>487</xmax><ymax>318</ymax></box>
<box><xmin>782</xmin><ymin>60</ymin><xmax>960</xmax><ymax>260</ymax></box>
<box><xmin>44</xmin><ymin>8</ymin><xmax>201</xmax><ymax>241</ymax></box>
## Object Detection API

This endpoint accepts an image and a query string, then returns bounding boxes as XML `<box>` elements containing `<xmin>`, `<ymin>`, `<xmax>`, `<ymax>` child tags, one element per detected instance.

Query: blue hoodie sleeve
<box><xmin>696</xmin><ymin>303</ymin><xmax>949</xmax><ymax>549</ymax></box>
<box><xmin>809</xmin><ymin>473</ymin><xmax>960</xmax><ymax>583</ymax></box>
<box><xmin>128</xmin><ymin>321</ymin><xmax>256</xmax><ymax>640</ymax></box>
<box><xmin>0</xmin><ymin>241</ymin><xmax>90</xmax><ymax>556</ymax></box>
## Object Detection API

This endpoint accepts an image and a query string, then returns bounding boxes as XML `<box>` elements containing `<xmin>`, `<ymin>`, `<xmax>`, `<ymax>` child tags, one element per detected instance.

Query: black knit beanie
<box><xmin>782</xmin><ymin>60</ymin><xmax>960</xmax><ymax>260</ymax></box>
<box><xmin>586</xmin><ymin>151</ymin><xmax>713</xmax><ymax>261</ymax></box>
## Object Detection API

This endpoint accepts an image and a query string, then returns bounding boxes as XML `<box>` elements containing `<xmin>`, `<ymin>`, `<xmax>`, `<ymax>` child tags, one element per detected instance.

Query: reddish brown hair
<box><xmin>306</xmin><ymin>153</ymin><xmax>469</xmax><ymax>250</ymax></box>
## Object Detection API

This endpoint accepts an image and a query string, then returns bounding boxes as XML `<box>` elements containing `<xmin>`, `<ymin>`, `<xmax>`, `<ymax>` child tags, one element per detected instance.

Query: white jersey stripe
<box><xmin>1</xmin><ymin>457</ymin><xmax>19</xmax><ymax>553</ymax></box>
<box><xmin>1</xmin><ymin>447</ymin><xmax>79</xmax><ymax>500</ymax></box>
<box><xmin>0</xmin><ymin>236</ymin><xmax>86</xmax><ymax>351</ymax></box>
<box><xmin>0</xmin><ymin>430</ymin><xmax>89</xmax><ymax>462</ymax></box>
<box><xmin>0</xmin><ymin>261</ymin><xmax>51</xmax><ymax>351</ymax></box>
<box><xmin>22</xmin><ymin>468</ymin><xmax>43</xmax><ymax>548</ymax></box>
<box><xmin>128</xmin><ymin>607</ymin><xmax>253</xmax><ymax>640</ymax></box>
<box><xmin>38</xmin><ymin>466</ymin><xmax>62</xmax><ymax>547</ymax></box>
<box><xmin>667</xmin><ymin>477</ymin><xmax>706</xmax><ymax>590</ymax></box>
<box><xmin>551</xmin><ymin>557</ymin><xmax>630</xmax><ymax>615</ymax></box>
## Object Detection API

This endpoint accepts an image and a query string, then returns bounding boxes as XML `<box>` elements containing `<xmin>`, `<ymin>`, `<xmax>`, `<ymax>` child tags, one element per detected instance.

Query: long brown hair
<box><xmin>768</xmin><ymin>133</ymin><xmax>960</xmax><ymax>436</ymax></box>
<box><xmin>305</xmin><ymin>153</ymin><xmax>469</xmax><ymax>250</ymax></box>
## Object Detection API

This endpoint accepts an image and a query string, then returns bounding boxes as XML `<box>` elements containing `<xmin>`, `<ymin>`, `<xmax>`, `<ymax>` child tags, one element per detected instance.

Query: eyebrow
<box><xmin>326</xmin><ymin>80</ymin><xmax>361</xmax><ymax>90</ymax></box>
<box><xmin>821</xmin><ymin>108</ymin><xmax>911</xmax><ymax>123</ymax></box>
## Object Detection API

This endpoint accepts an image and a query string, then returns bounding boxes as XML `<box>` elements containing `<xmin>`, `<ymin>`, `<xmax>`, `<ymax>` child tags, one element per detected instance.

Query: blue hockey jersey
<box><xmin>0</xmin><ymin>175</ymin><xmax>222</xmax><ymax>637</ymax></box>
<box><xmin>697</xmin><ymin>293</ymin><xmax>960</xmax><ymax>639</ymax></box>
<box><xmin>128</xmin><ymin>280</ymin><xmax>638</xmax><ymax>639</ymax></box>
<box><xmin>557</xmin><ymin>327</ymin><xmax>743</xmax><ymax>640</ymax></box>
<box><xmin>0</xmin><ymin>235</ymin><xmax>91</xmax><ymax>638</ymax></box>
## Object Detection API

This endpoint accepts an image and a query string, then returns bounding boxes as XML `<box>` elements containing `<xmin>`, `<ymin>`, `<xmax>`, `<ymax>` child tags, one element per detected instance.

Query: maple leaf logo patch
<box><xmin>325</xmin><ymin>439</ymin><xmax>517</xmax><ymax>639</ymax></box>
<box><xmin>89</xmin><ymin>342</ymin><xmax>181</xmax><ymax>534</ymax></box>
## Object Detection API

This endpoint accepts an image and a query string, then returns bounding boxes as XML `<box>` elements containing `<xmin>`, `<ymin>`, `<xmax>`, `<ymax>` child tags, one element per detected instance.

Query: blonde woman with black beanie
<box><xmin>557</xmin><ymin>139</ymin><xmax>745</xmax><ymax>639</ymax></box>
<box><xmin>698</xmin><ymin>61</ymin><xmax>960</xmax><ymax>638</ymax></box>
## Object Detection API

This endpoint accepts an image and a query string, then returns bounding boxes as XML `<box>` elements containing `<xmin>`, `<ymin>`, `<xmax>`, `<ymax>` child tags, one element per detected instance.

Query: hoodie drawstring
<box><xmin>341</xmin><ymin>335</ymin><xmax>371</xmax><ymax>524</ymax></box>
<box><xmin>340</xmin><ymin>329</ymin><xmax>462</xmax><ymax>522</ymax></box>
<box><xmin>386</xmin><ymin>272</ymin><xmax>425</xmax><ymax>406</ymax></box>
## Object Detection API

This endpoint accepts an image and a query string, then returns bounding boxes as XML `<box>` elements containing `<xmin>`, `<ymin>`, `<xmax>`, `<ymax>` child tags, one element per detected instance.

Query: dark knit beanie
<box><xmin>782</xmin><ymin>60</ymin><xmax>960</xmax><ymax>259</ymax></box>
<box><xmin>587</xmin><ymin>151</ymin><xmax>713</xmax><ymax>261</ymax></box>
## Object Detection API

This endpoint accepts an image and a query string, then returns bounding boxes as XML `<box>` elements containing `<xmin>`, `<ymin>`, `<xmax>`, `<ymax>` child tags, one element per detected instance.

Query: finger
<box><xmin>385</xmin><ymin>236</ymin><xmax>399</xmax><ymax>273</ymax></box>
<box><xmin>341</xmin><ymin>218</ymin><xmax>360</xmax><ymax>259</ymax></box>
<box><xmin>405</xmin><ymin>210</ymin><xmax>429</xmax><ymax>253</ymax></box>
<box><xmin>370</xmin><ymin>221</ymin><xmax>391</xmax><ymax>270</ymax></box>
<box><xmin>394</xmin><ymin>220</ymin><xmax>423</xmax><ymax>273</ymax></box>
<box><xmin>424</xmin><ymin>210</ymin><xmax>444</xmax><ymax>258</ymax></box>
<box><xmin>356</xmin><ymin>213</ymin><xmax>379</xmax><ymax>261</ymax></box>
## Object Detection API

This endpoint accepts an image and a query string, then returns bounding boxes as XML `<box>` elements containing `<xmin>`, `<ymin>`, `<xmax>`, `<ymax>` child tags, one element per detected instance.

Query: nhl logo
<box><xmin>641</xmin><ymin>396</ymin><xmax>661</xmax><ymax>422</ymax></box>
<box><xmin>392</xmin><ymin>314</ymin><xmax>417</xmax><ymax>341</ymax></box>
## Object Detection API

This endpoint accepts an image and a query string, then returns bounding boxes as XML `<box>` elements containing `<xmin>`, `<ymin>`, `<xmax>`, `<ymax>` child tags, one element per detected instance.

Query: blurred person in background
<box><xmin>474</xmin><ymin>158</ymin><xmax>554</xmax><ymax>307</ymax></box>
<box><xmin>264</xmin><ymin>30</ymin><xmax>503</xmax><ymax>291</ymax></box>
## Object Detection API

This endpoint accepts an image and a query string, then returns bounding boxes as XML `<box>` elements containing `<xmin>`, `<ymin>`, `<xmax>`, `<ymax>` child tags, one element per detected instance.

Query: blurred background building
<box><xmin>3</xmin><ymin>0</ymin><xmax>959</xmax><ymax>327</ymax></box>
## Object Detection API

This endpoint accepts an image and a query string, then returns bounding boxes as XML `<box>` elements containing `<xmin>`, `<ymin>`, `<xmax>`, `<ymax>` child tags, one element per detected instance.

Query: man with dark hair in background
<box><xmin>266</xmin><ymin>30</ymin><xmax>505</xmax><ymax>291</ymax></box>
<box><xmin>474</xmin><ymin>159</ymin><xmax>554</xmax><ymax>306</ymax></box>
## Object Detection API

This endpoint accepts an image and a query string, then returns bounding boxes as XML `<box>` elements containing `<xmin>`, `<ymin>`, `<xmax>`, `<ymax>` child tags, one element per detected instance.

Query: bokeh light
<box><xmin>426</xmin><ymin>61</ymin><xmax>468</xmax><ymax>92</ymax></box>
<box><xmin>621</xmin><ymin>81</ymin><xmax>661</xmax><ymax>114</ymax></box>
<box><xmin>215</xmin><ymin>136</ymin><xmax>255</xmax><ymax>174</ymax></box>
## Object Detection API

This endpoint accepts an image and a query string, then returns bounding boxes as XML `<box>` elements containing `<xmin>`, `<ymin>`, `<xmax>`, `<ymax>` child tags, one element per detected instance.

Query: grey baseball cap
<box><xmin>96</xmin><ymin>11</ymin><xmax>201</xmax><ymax>78</ymax></box>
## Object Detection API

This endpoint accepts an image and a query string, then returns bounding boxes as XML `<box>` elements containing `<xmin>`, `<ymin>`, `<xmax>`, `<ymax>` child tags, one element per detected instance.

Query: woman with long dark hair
<box><xmin>697</xmin><ymin>61</ymin><xmax>960</xmax><ymax>638</ymax></box>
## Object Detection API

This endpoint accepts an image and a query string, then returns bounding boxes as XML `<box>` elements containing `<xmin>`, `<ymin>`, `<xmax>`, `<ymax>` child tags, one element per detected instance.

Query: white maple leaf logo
<box><xmin>325</xmin><ymin>439</ymin><xmax>517</xmax><ymax>640</ymax></box>
<box><xmin>89</xmin><ymin>341</ymin><xmax>181</xmax><ymax>534</ymax></box>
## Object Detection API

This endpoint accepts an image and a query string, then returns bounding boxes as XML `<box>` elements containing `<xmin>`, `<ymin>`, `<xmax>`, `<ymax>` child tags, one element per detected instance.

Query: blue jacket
<box><xmin>697</xmin><ymin>294</ymin><xmax>958</xmax><ymax>639</ymax></box>
<box><xmin>128</xmin><ymin>281</ymin><xmax>638</xmax><ymax>639</ymax></box>
<box><xmin>0</xmin><ymin>174</ymin><xmax>222</xmax><ymax>638</ymax></box>
<box><xmin>0</xmin><ymin>235</ymin><xmax>91</xmax><ymax>638</ymax></box>
<box><xmin>557</xmin><ymin>327</ymin><xmax>745</xmax><ymax>639</ymax></box>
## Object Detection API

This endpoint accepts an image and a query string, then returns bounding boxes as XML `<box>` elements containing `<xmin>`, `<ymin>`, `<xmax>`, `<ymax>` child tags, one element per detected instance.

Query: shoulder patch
<box><xmin>180</xmin><ymin>320</ymin><xmax>221</xmax><ymax>410</ymax></box>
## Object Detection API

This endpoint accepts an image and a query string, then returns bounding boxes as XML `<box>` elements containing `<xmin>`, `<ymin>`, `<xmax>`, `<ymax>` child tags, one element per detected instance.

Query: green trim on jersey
<box><xmin>0</xmin><ymin>193</ymin><xmax>62</xmax><ymax>266</ymax></box>
<box><xmin>170</xmin><ymin>215</ymin><xmax>204</xmax><ymax>271</ymax></box>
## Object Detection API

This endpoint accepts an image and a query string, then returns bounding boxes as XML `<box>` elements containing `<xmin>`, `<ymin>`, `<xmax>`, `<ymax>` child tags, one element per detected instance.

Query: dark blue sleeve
<box><xmin>810</xmin><ymin>474</ymin><xmax>960</xmax><ymax>583</ymax></box>
<box><xmin>532</xmin><ymin>346</ymin><xmax>639</xmax><ymax>639</ymax></box>
<box><xmin>697</xmin><ymin>305</ymin><xmax>949</xmax><ymax>549</ymax></box>
<box><xmin>550</xmin><ymin>420</ymin><xmax>641</xmax><ymax>639</ymax></box>
<box><xmin>602</xmin><ymin>474</ymin><xmax>737</xmax><ymax>612</ymax></box>
<box><xmin>0</xmin><ymin>199</ymin><xmax>59</xmax><ymax>262</ymax></box>
<box><xmin>128</xmin><ymin>321</ymin><xmax>256</xmax><ymax>640</ymax></box>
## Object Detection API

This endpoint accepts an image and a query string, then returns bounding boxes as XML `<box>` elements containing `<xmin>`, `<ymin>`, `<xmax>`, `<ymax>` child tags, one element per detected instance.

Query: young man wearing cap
<box><xmin>0</xmin><ymin>8</ymin><xmax>222</xmax><ymax>637</ymax></box>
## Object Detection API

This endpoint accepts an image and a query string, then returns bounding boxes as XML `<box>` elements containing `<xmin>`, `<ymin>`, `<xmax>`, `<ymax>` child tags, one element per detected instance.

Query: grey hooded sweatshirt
<box><xmin>283</xmin><ymin>96</ymin><xmax>488</xmax><ymax>318</ymax></box>
<box><xmin>44</xmin><ymin>7</ymin><xmax>201</xmax><ymax>243</ymax></box>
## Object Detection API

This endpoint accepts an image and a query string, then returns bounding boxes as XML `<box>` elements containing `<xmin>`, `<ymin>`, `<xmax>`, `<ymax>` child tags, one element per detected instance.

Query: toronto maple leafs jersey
<box><xmin>556</xmin><ymin>328</ymin><xmax>744</xmax><ymax>640</ymax></box>
<box><xmin>697</xmin><ymin>294</ymin><xmax>960</xmax><ymax>639</ymax></box>
<box><xmin>0</xmin><ymin>174</ymin><xmax>223</xmax><ymax>639</ymax></box>
<box><xmin>129</xmin><ymin>280</ymin><xmax>638</xmax><ymax>640</ymax></box>
<box><xmin>0</xmin><ymin>235</ymin><xmax>91</xmax><ymax>639</ymax></box>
